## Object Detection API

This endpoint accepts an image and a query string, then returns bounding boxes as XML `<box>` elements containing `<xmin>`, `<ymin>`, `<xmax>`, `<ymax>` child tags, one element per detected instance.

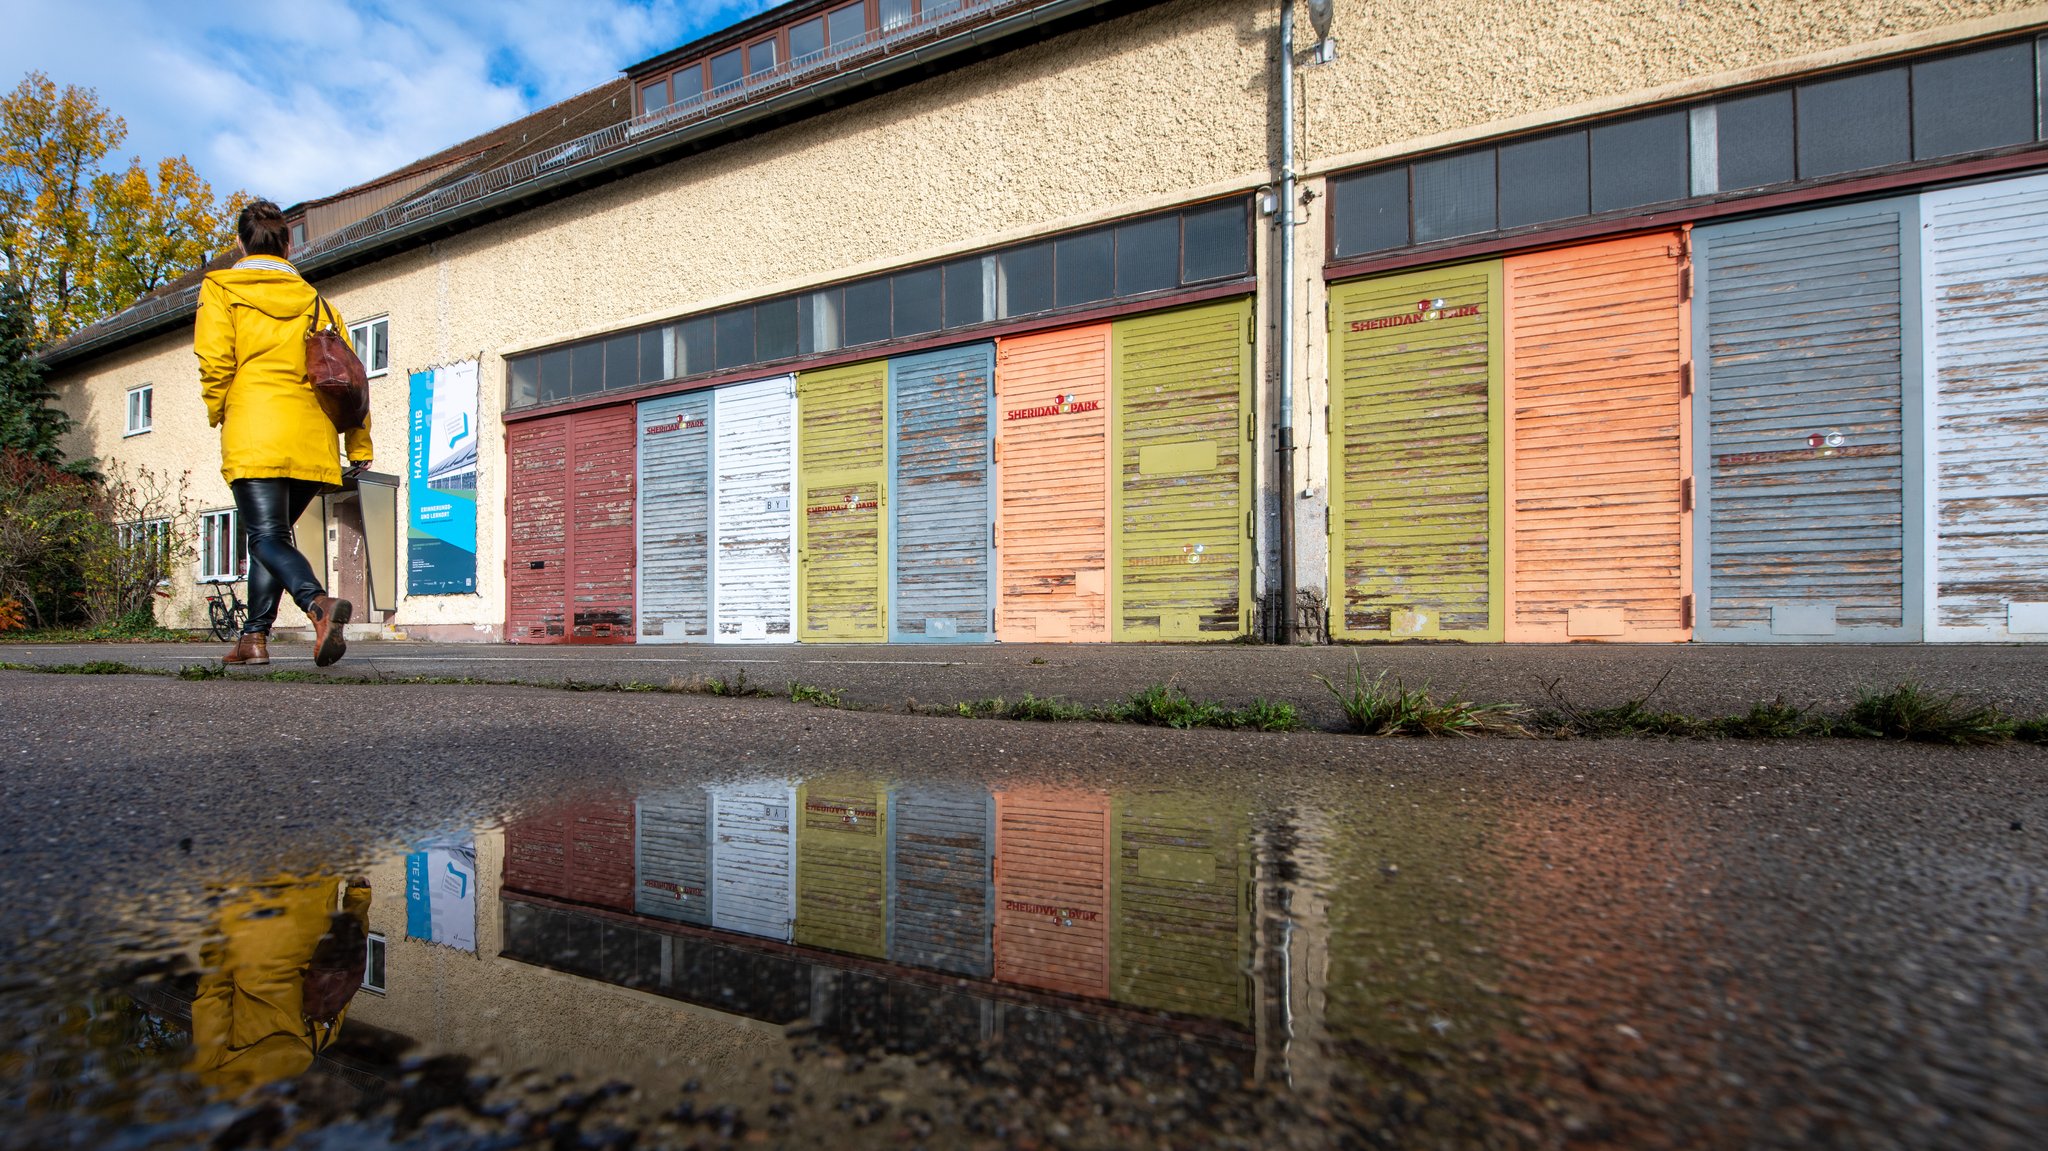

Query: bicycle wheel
<box><xmin>208</xmin><ymin>598</ymin><xmax>235</xmax><ymax>642</ymax></box>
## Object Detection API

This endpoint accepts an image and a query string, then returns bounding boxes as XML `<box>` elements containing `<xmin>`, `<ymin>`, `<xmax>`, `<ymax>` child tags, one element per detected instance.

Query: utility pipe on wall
<box><xmin>1275</xmin><ymin>0</ymin><xmax>1299</xmax><ymax>643</ymax></box>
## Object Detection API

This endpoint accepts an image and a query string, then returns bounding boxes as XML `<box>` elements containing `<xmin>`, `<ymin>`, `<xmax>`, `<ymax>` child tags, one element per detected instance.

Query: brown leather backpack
<box><xmin>305</xmin><ymin>297</ymin><xmax>370</xmax><ymax>432</ymax></box>
<box><xmin>302</xmin><ymin>909</ymin><xmax>368</xmax><ymax>1029</ymax></box>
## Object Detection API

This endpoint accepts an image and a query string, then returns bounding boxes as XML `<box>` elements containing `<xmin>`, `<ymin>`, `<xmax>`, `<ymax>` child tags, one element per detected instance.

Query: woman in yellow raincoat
<box><xmin>194</xmin><ymin>200</ymin><xmax>370</xmax><ymax>668</ymax></box>
<box><xmin>187</xmin><ymin>875</ymin><xmax>372</xmax><ymax>1098</ymax></box>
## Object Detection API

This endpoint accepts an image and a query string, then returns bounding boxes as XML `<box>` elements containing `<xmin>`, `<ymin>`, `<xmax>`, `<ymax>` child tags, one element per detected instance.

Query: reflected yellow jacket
<box><xmin>194</xmin><ymin>257</ymin><xmax>372</xmax><ymax>485</ymax></box>
<box><xmin>187</xmin><ymin>875</ymin><xmax>373</xmax><ymax>1097</ymax></box>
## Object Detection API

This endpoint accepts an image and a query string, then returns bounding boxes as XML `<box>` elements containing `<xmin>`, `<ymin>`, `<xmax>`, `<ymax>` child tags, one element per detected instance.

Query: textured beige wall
<box><xmin>47</xmin><ymin>0</ymin><xmax>2048</xmax><ymax>634</ymax></box>
<box><xmin>1300</xmin><ymin>0</ymin><xmax>2048</xmax><ymax>173</ymax></box>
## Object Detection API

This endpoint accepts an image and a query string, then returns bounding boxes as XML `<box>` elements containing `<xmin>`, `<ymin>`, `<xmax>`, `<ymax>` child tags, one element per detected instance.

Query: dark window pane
<box><xmin>638</xmin><ymin>329</ymin><xmax>667</xmax><ymax>384</ymax></box>
<box><xmin>799</xmin><ymin>289</ymin><xmax>841</xmax><ymax>353</ymax></box>
<box><xmin>2040</xmin><ymin>36</ymin><xmax>2047</xmax><ymax>142</ymax></box>
<box><xmin>1115</xmin><ymin>215</ymin><xmax>1179</xmax><ymax>294</ymax></box>
<box><xmin>710</xmin><ymin>50</ymin><xmax>742</xmax><ymax>91</ymax></box>
<box><xmin>756</xmin><ymin>297</ymin><xmax>798</xmax><ymax>360</ymax></box>
<box><xmin>678</xmin><ymin>317</ymin><xmax>712</xmax><ymax>375</ymax></box>
<box><xmin>1716</xmin><ymin>89</ymin><xmax>1794</xmax><ymax>190</ymax></box>
<box><xmin>828</xmin><ymin>2</ymin><xmax>865</xmax><ymax>46</ymax></box>
<box><xmin>1913</xmin><ymin>43</ymin><xmax>2035</xmax><ymax>160</ymax></box>
<box><xmin>880</xmin><ymin>0</ymin><xmax>910</xmax><ymax>31</ymax></box>
<box><xmin>943</xmin><ymin>257</ymin><xmax>989</xmax><ymax>327</ymax></box>
<box><xmin>1797</xmin><ymin>67</ymin><xmax>1909</xmax><ymax>178</ymax></box>
<box><xmin>571</xmin><ymin>343</ymin><xmax>603</xmax><ymax>396</ymax></box>
<box><xmin>893</xmin><ymin>266</ymin><xmax>942</xmax><ymax>337</ymax></box>
<box><xmin>539</xmin><ymin>349</ymin><xmax>571</xmax><ymax>402</ymax></box>
<box><xmin>998</xmin><ymin>243</ymin><xmax>1054</xmax><ymax>317</ymax></box>
<box><xmin>1412</xmin><ymin>151</ymin><xmax>1495</xmax><ymax>242</ymax></box>
<box><xmin>602</xmin><ymin>334</ymin><xmax>638</xmax><ymax>391</ymax></box>
<box><xmin>791</xmin><ymin>17</ymin><xmax>824</xmax><ymax>60</ymax></box>
<box><xmin>640</xmin><ymin>79</ymin><xmax>670</xmax><ymax>113</ymax></box>
<box><xmin>1330</xmin><ymin>168</ymin><xmax>1408</xmax><ymax>257</ymax></box>
<box><xmin>509</xmin><ymin>355</ymin><xmax>538</xmax><ymax>407</ymax></box>
<box><xmin>746</xmin><ymin>39</ymin><xmax>777</xmax><ymax>77</ymax></box>
<box><xmin>714</xmin><ymin>309</ymin><xmax>755</xmax><ymax>370</ymax></box>
<box><xmin>673</xmin><ymin>66</ymin><xmax>704</xmax><ymax>103</ymax></box>
<box><xmin>1055</xmin><ymin>229</ymin><xmax>1114</xmax><ymax>307</ymax></box>
<box><xmin>1497</xmin><ymin>132</ymin><xmax>1588</xmax><ymax>228</ymax></box>
<box><xmin>1590</xmin><ymin>112</ymin><xmax>1688</xmax><ymax>212</ymax></box>
<box><xmin>1182</xmin><ymin>199</ymin><xmax>1248</xmax><ymax>281</ymax></box>
<box><xmin>844</xmin><ymin>278</ymin><xmax>892</xmax><ymax>345</ymax></box>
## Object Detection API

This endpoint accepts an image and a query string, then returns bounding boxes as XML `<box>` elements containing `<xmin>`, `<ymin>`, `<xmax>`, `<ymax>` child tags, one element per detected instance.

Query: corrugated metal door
<box><xmin>1503</xmin><ymin>232</ymin><xmax>1692</xmax><ymax>642</ymax></box>
<box><xmin>994</xmin><ymin>325</ymin><xmax>1113</xmax><ymax>642</ymax></box>
<box><xmin>1921</xmin><ymin>174</ymin><xmax>2048</xmax><ymax>641</ymax></box>
<box><xmin>709</xmin><ymin>784</ymin><xmax>798</xmax><ymax>942</ymax></box>
<box><xmin>502</xmin><ymin>800</ymin><xmax>635</xmax><ymax>911</ymax></box>
<box><xmin>797</xmin><ymin>361</ymin><xmax>888</xmax><ymax>642</ymax></box>
<box><xmin>507</xmin><ymin>416</ymin><xmax>569</xmax><ymax>641</ymax></box>
<box><xmin>1111</xmin><ymin>300</ymin><xmax>1253</xmax><ymax>640</ymax></box>
<box><xmin>1328</xmin><ymin>262</ymin><xmax>1505</xmax><ymax>641</ymax></box>
<box><xmin>567</xmin><ymin>407</ymin><xmax>638</xmax><ymax>642</ymax></box>
<box><xmin>794</xmin><ymin>779</ymin><xmax>889</xmax><ymax>958</ymax></box>
<box><xmin>636</xmin><ymin>392</ymin><xmax>713</xmax><ymax>642</ymax></box>
<box><xmin>887</xmin><ymin>783</ymin><xmax>994</xmax><ymax>977</ymax></box>
<box><xmin>1110</xmin><ymin>794</ymin><xmax>1251</xmax><ymax>1023</ymax></box>
<box><xmin>889</xmin><ymin>344</ymin><xmax>995</xmax><ymax>642</ymax></box>
<box><xmin>635</xmin><ymin>787</ymin><xmax>711</xmax><ymax>925</ymax></box>
<box><xmin>992</xmin><ymin>788</ymin><xmax>1111</xmax><ymax>998</ymax></box>
<box><xmin>1693</xmin><ymin>199</ymin><xmax>1923</xmax><ymax>641</ymax></box>
<box><xmin>713</xmin><ymin>375</ymin><xmax>798</xmax><ymax>643</ymax></box>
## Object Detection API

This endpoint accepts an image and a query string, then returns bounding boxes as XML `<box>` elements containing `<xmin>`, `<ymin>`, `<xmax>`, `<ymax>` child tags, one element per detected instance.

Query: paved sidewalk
<box><xmin>7</xmin><ymin>639</ymin><xmax>2047</xmax><ymax>730</ymax></box>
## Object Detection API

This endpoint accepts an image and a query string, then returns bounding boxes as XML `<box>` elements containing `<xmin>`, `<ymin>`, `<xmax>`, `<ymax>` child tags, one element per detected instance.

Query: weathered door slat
<box><xmin>795</xmin><ymin>779</ymin><xmax>890</xmax><ymax>957</ymax></box>
<box><xmin>1111</xmin><ymin>300</ymin><xmax>1253</xmax><ymax>641</ymax></box>
<box><xmin>797</xmin><ymin>361</ymin><xmax>889</xmax><ymax>642</ymax></box>
<box><xmin>1693</xmin><ymin>199</ymin><xmax>1924</xmax><ymax>641</ymax></box>
<box><xmin>889</xmin><ymin>345</ymin><xmax>995</xmax><ymax>643</ymax></box>
<box><xmin>636</xmin><ymin>787</ymin><xmax>712</xmax><ymax>925</ymax></box>
<box><xmin>993</xmin><ymin>788</ymin><xmax>1112</xmax><ymax>998</ymax></box>
<box><xmin>507</xmin><ymin>417</ymin><xmax>569</xmax><ymax>642</ymax></box>
<box><xmin>1503</xmin><ymin>231</ymin><xmax>1691</xmax><ymax>642</ymax></box>
<box><xmin>504</xmin><ymin>800</ymin><xmax>636</xmax><ymax>911</ymax></box>
<box><xmin>713</xmin><ymin>376</ymin><xmax>798</xmax><ymax>643</ymax></box>
<box><xmin>887</xmin><ymin>783</ymin><xmax>993</xmax><ymax>977</ymax></box>
<box><xmin>509</xmin><ymin>408</ymin><xmax>637</xmax><ymax>643</ymax></box>
<box><xmin>1328</xmin><ymin>262</ymin><xmax>1505</xmax><ymax>640</ymax></box>
<box><xmin>636</xmin><ymin>392</ymin><xmax>713</xmax><ymax>642</ymax></box>
<box><xmin>994</xmin><ymin>325</ymin><xmax>1113</xmax><ymax>642</ymax></box>
<box><xmin>1110</xmin><ymin>794</ymin><xmax>1251</xmax><ymax>1024</ymax></box>
<box><xmin>710</xmin><ymin>784</ymin><xmax>798</xmax><ymax>942</ymax></box>
<box><xmin>1922</xmin><ymin>172</ymin><xmax>2048</xmax><ymax>641</ymax></box>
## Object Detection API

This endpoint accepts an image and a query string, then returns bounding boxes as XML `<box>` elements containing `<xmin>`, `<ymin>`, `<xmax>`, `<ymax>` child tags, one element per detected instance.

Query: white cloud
<box><xmin>2</xmin><ymin>0</ymin><xmax>773</xmax><ymax>205</ymax></box>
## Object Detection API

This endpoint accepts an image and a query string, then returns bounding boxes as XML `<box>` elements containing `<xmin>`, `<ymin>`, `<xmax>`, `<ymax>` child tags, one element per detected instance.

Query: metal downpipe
<box><xmin>1276</xmin><ymin>0</ymin><xmax>1298</xmax><ymax>643</ymax></box>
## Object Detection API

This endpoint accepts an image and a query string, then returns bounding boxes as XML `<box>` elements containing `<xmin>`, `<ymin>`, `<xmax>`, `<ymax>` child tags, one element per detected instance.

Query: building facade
<box><xmin>42</xmin><ymin>0</ymin><xmax>2048</xmax><ymax>643</ymax></box>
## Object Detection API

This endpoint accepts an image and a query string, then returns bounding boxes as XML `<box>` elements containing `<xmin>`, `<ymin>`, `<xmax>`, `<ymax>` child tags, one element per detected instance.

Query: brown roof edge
<box><xmin>625</xmin><ymin>0</ymin><xmax>838</xmax><ymax>80</ymax></box>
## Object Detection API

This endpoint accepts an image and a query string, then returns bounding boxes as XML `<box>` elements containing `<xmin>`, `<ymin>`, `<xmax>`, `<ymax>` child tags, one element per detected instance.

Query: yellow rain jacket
<box><xmin>187</xmin><ymin>875</ymin><xmax>373</xmax><ymax>1097</ymax></box>
<box><xmin>195</xmin><ymin>258</ymin><xmax>373</xmax><ymax>486</ymax></box>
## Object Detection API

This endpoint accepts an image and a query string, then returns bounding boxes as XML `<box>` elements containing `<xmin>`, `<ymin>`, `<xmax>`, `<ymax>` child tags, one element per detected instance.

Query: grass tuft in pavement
<box><xmin>1705</xmin><ymin>698</ymin><xmax>1826</xmax><ymax>739</ymax></box>
<box><xmin>1842</xmin><ymin>683</ymin><xmax>2013</xmax><ymax>747</ymax></box>
<box><xmin>1317</xmin><ymin>662</ymin><xmax>1513</xmax><ymax>736</ymax></box>
<box><xmin>787</xmin><ymin>681</ymin><xmax>847</xmax><ymax>708</ymax></box>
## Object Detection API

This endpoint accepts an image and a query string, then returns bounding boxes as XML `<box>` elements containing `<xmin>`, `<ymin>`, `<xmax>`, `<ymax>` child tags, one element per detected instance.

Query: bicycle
<box><xmin>204</xmin><ymin>581</ymin><xmax>248</xmax><ymax>642</ymax></box>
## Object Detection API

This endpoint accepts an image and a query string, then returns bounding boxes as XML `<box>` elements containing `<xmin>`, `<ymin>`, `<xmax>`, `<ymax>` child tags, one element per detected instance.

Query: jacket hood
<box><xmin>205</xmin><ymin>265</ymin><xmax>320</xmax><ymax>322</ymax></box>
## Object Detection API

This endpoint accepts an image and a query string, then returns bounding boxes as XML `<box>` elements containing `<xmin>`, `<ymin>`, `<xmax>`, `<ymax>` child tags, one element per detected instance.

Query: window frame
<box><xmin>364</xmin><ymin>932</ymin><xmax>387</xmax><ymax>995</ymax></box>
<box><xmin>348</xmin><ymin>315</ymin><xmax>391</xmax><ymax>378</ymax></box>
<box><xmin>124</xmin><ymin>383</ymin><xmax>152</xmax><ymax>436</ymax></box>
<box><xmin>197</xmin><ymin>508</ymin><xmax>246</xmax><ymax>584</ymax></box>
<box><xmin>118</xmin><ymin>517</ymin><xmax>173</xmax><ymax>585</ymax></box>
<box><xmin>745</xmin><ymin>33</ymin><xmax>781</xmax><ymax>79</ymax></box>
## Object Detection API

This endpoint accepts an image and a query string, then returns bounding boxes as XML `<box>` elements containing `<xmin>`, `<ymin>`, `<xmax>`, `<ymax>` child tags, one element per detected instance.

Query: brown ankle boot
<box><xmin>308</xmin><ymin>595</ymin><xmax>352</xmax><ymax>667</ymax></box>
<box><xmin>222</xmin><ymin>632</ymin><xmax>269</xmax><ymax>666</ymax></box>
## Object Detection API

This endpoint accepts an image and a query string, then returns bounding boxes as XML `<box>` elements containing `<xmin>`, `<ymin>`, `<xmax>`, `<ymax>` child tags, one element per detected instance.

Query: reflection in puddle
<box><xmin>2</xmin><ymin>772</ymin><xmax>1745</xmax><ymax>1148</ymax></box>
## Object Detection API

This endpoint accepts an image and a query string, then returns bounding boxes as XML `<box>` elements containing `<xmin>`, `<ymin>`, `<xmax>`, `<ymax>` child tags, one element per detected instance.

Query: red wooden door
<box><xmin>506</xmin><ymin>407</ymin><xmax>637</xmax><ymax>643</ymax></box>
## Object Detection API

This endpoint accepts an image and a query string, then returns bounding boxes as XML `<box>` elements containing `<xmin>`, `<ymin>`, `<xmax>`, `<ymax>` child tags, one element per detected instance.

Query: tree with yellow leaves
<box><xmin>1</xmin><ymin>71</ymin><xmax>246</xmax><ymax>346</ymax></box>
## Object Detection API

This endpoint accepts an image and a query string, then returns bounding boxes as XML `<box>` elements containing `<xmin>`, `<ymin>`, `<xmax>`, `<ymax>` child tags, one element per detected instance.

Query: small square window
<box><xmin>892</xmin><ymin>266</ymin><xmax>942</xmax><ymax>337</ymax></box>
<box><xmin>1912</xmin><ymin>43</ymin><xmax>2036</xmax><ymax>160</ymax></box>
<box><xmin>673</xmin><ymin>66</ymin><xmax>705</xmax><ymax>104</ymax></box>
<box><xmin>1114</xmin><ymin>215</ymin><xmax>1179</xmax><ymax>296</ymax></box>
<box><xmin>747</xmin><ymin>38</ymin><xmax>778</xmax><ymax>77</ymax></box>
<box><xmin>347</xmin><ymin>317</ymin><xmax>390</xmax><ymax>377</ymax></box>
<box><xmin>997</xmin><ymin>243</ymin><xmax>1054</xmax><ymax>317</ymax></box>
<box><xmin>602</xmin><ymin>334</ymin><xmax>638</xmax><ymax>391</ymax></box>
<box><xmin>509</xmin><ymin>355</ymin><xmax>539</xmax><ymax>407</ymax></box>
<box><xmin>880</xmin><ymin>0</ymin><xmax>911</xmax><ymax>31</ymax></box>
<box><xmin>791</xmin><ymin>17</ymin><xmax>825</xmax><ymax>61</ymax></box>
<box><xmin>570</xmin><ymin>343</ymin><xmax>603</xmax><ymax>396</ymax></box>
<box><xmin>1412</xmin><ymin>151</ymin><xmax>1496</xmax><ymax>243</ymax></box>
<box><xmin>125</xmin><ymin>384</ymin><xmax>153</xmax><ymax>436</ymax></box>
<box><xmin>710</xmin><ymin>49</ymin><xmax>743</xmax><ymax>91</ymax></box>
<box><xmin>943</xmin><ymin>256</ymin><xmax>991</xmax><ymax>327</ymax></box>
<box><xmin>1796</xmin><ymin>67</ymin><xmax>1910</xmax><ymax>179</ymax></box>
<box><xmin>1055</xmin><ymin>230</ymin><xmax>1114</xmax><ymax>308</ymax></box>
<box><xmin>364</xmin><ymin>933</ymin><xmax>387</xmax><ymax>995</ymax></box>
<box><xmin>1329</xmin><ymin>168</ymin><xmax>1410</xmax><ymax>258</ymax></box>
<box><xmin>1181</xmin><ymin>200</ymin><xmax>1249</xmax><ymax>282</ymax></box>
<box><xmin>1716</xmin><ymin>88</ymin><xmax>1795</xmax><ymax>191</ymax></box>
<box><xmin>756</xmin><ymin>298</ymin><xmax>799</xmax><ymax>361</ymax></box>
<box><xmin>843</xmin><ymin>279</ymin><xmax>892</xmax><ymax>346</ymax></box>
<box><xmin>677</xmin><ymin>317</ymin><xmax>713</xmax><ymax>375</ymax></box>
<box><xmin>640</xmin><ymin>77</ymin><xmax>671</xmax><ymax>114</ymax></box>
<box><xmin>1498</xmin><ymin>132</ymin><xmax>1589</xmax><ymax>228</ymax></box>
<box><xmin>714</xmin><ymin>308</ymin><xmax>755</xmax><ymax>370</ymax></box>
<box><xmin>198</xmin><ymin>508</ymin><xmax>246</xmax><ymax>583</ymax></box>
<box><xmin>828</xmin><ymin>2</ymin><xmax>867</xmax><ymax>46</ymax></box>
<box><xmin>537</xmin><ymin>348</ymin><xmax>572</xmax><ymax>403</ymax></box>
<box><xmin>119</xmin><ymin>518</ymin><xmax>173</xmax><ymax>585</ymax></box>
<box><xmin>1589</xmin><ymin>112</ymin><xmax>1688</xmax><ymax>213</ymax></box>
<box><xmin>638</xmin><ymin>328</ymin><xmax>671</xmax><ymax>384</ymax></box>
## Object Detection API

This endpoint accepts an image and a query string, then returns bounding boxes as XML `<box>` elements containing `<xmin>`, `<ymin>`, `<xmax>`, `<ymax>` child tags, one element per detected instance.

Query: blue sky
<box><xmin>3</xmin><ymin>0</ymin><xmax>773</xmax><ymax>206</ymax></box>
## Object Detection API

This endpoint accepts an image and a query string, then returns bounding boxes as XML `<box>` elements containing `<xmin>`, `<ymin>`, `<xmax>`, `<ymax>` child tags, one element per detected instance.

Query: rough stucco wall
<box><xmin>1300</xmin><ymin>0</ymin><xmax>2048</xmax><ymax>170</ymax></box>
<box><xmin>44</xmin><ymin>0</ymin><xmax>2048</xmax><ymax>637</ymax></box>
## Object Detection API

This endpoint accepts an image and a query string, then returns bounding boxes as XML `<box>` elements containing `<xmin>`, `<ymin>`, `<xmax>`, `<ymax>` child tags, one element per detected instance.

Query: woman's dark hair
<box><xmin>237</xmin><ymin>200</ymin><xmax>291</xmax><ymax>258</ymax></box>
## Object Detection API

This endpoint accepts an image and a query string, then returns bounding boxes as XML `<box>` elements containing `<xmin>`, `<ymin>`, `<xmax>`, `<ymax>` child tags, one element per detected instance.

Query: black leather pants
<box><xmin>230</xmin><ymin>478</ymin><xmax>327</xmax><ymax>635</ymax></box>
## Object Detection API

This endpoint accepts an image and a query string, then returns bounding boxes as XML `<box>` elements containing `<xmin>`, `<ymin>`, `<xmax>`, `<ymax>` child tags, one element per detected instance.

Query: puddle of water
<box><xmin>0</xmin><ymin>768</ymin><xmax>2011</xmax><ymax>1149</ymax></box>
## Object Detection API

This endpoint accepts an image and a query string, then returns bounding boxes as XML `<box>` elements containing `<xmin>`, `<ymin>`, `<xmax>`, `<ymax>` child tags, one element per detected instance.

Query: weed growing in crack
<box><xmin>1706</xmin><ymin>698</ymin><xmax>1826</xmax><ymax>739</ymax></box>
<box><xmin>177</xmin><ymin>662</ymin><xmax>226</xmax><ymax>680</ymax></box>
<box><xmin>1843</xmin><ymin>683</ymin><xmax>2012</xmax><ymax>746</ymax></box>
<box><xmin>1317</xmin><ymin>662</ymin><xmax>1512</xmax><ymax>736</ymax></box>
<box><xmin>695</xmin><ymin>668</ymin><xmax>767</xmax><ymax>697</ymax></box>
<box><xmin>788</xmin><ymin>681</ymin><xmax>846</xmax><ymax>708</ymax></box>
